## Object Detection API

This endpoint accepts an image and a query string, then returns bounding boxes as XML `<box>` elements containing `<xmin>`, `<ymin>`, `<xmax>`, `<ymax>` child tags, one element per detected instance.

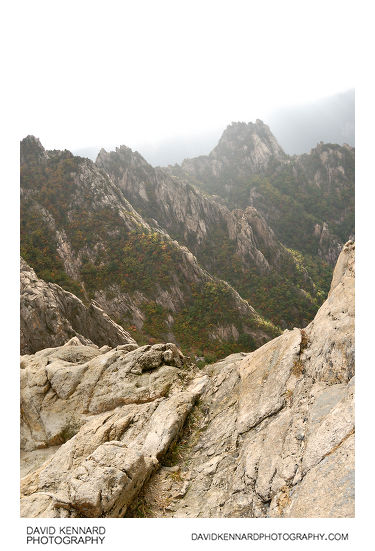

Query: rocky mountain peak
<box><xmin>21</xmin><ymin>138</ymin><xmax>281</xmax><ymax>356</ymax></box>
<box><xmin>178</xmin><ymin>120</ymin><xmax>287</xmax><ymax>187</ymax></box>
<box><xmin>20</xmin><ymin>135</ymin><xmax>48</xmax><ymax>165</ymax></box>
<box><xmin>96</xmin><ymin>144</ymin><xmax>149</xmax><ymax>175</ymax></box>
<box><xmin>209</xmin><ymin>119</ymin><xmax>286</xmax><ymax>169</ymax></box>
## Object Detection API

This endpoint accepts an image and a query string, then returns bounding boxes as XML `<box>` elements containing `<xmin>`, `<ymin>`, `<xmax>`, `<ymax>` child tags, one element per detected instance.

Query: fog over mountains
<box><xmin>73</xmin><ymin>89</ymin><xmax>354</xmax><ymax>166</ymax></box>
<box><xmin>269</xmin><ymin>89</ymin><xmax>354</xmax><ymax>155</ymax></box>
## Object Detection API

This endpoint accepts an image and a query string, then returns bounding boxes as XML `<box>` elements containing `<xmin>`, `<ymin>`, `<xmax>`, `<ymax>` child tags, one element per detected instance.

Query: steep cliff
<box><xmin>20</xmin><ymin>242</ymin><xmax>354</xmax><ymax>518</ymax></box>
<box><xmin>132</xmin><ymin>241</ymin><xmax>354</xmax><ymax>518</ymax></box>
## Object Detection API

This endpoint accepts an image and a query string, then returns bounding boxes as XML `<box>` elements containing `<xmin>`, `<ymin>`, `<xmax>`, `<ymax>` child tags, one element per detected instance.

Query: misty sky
<box><xmin>15</xmin><ymin>0</ymin><xmax>355</xmax><ymax>153</ymax></box>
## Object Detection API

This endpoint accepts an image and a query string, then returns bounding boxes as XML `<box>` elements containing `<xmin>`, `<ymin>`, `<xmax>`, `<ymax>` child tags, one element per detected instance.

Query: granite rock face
<box><xmin>133</xmin><ymin>242</ymin><xmax>355</xmax><ymax>518</ymax></box>
<box><xmin>20</xmin><ymin>258</ymin><xmax>136</xmax><ymax>354</ymax></box>
<box><xmin>20</xmin><ymin>242</ymin><xmax>354</xmax><ymax>518</ymax></box>
<box><xmin>20</xmin><ymin>340</ymin><xmax>206</xmax><ymax>517</ymax></box>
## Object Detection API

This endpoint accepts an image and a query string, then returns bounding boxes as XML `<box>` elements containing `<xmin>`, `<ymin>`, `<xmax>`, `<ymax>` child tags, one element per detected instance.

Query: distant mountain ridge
<box><xmin>167</xmin><ymin>120</ymin><xmax>354</xmax><ymax>265</ymax></box>
<box><xmin>20</xmin><ymin>116</ymin><xmax>354</xmax><ymax>360</ymax></box>
<box><xmin>20</xmin><ymin>136</ymin><xmax>279</xmax><ymax>360</ymax></box>
<box><xmin>96</xmin><ymin>137</ymin><xmax>329</xmax><ymax>329</ymax></box>
<box><xmin>72</xmin><ymin>89</ymin><xmax>354</xmax><ymax>165</ymax></box>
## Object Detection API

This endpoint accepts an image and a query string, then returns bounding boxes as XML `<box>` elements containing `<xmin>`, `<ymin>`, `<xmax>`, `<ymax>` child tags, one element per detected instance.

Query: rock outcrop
<box><xmin>20</xmin><ymin>242</ymin><xmax>354</xmax><ymax>518</ymax></box>
<box><xmin>132</xmin><ymin>241</ymin><xmax>354</xmax><ymax>518</ymax></box>
<box><xmin>20</xmin><ymin>258</ymin><xmax>136</xmax><ymax>354</ymax></box>
<box><xmin>20</xmin><ymin>340</ymin><xmax>205</xmax><ymax>517</ymax></box>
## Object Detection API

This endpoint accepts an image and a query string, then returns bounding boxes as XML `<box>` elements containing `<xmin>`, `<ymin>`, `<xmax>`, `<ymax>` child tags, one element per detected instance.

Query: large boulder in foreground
<box><xmin>20</xmin><ymin>258</ymin><xmax>136</xmax><ymax>354</ymax></box>
<box><xmin>20</xmin><ymin>340</ymin><xmax>206</xmax><ymax>517</ymax></box>
<box><xmin>20</xmin><ymin>242</ymin><xmax>354</xmax><ymax>518</ymax></box>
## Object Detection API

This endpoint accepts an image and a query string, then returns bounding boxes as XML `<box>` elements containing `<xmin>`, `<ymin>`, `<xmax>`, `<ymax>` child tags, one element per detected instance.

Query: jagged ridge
<box><xmin>20</xmin><ymin>136</ymin><xmax>278</xmax><ymax>359</ymax></box>
<box><xmin>167</xmin><ymin>121</ymin><xmax>354</xmax><ymax>265</ymax></box>
<box><xmin>96</xmin><ymin>142</ymin><xmax>327</xmax><ymax>328</ymax></box>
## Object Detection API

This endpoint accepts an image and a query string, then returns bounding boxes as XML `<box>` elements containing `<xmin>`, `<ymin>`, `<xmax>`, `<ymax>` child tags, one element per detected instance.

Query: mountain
<box><xmin>167</xmin><ymin>120</ymin><xmax>354</xmax><ymax>265</ymax></box>
<box><xmin>20</xmin><ymin>136</ymin><xmax>279</xmax><ymax>361</ymax></box>
<box><xmin>170</xmin><ymin>120</ymin><xmax>287</xmax><ymax>185</ymax></box>
<box><xmin>20</xmin><ymin>241</ymin><xmax>354</xmax><ymax>518</ymax></box>
<box><xmin>20</xmin><ymin>116</ymin><xmax>354</xmax><ymax>356</ymax></box>
<box><xmin>96</xmin><ymin>143</ymin><xmax>330</xmax><ymax>328</ymax></box>
<box><xmin>72</xmin><ymin>90</ymin><xmax>354</xmax><ymax>165</ymax></box>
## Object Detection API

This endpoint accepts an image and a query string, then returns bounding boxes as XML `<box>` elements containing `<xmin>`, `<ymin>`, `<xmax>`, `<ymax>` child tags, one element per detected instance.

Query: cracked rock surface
<box><xmin>21</xmin><ymin>339</ymin><xmax>205</xmax><ymax>517</ymax></box>
<box><xmin>126</xmin><ymin>242</ymin><xmax>355</xmax><ymax>518</ymax></box>
<box><xmin>20</xmin><ymin>242</ymin><xmax>354</xmax><ymax>518</ymax></box>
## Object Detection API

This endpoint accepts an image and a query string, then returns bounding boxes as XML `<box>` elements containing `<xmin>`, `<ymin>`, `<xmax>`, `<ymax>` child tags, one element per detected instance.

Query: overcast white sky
<box><xmin>11</xmin><ymin>0</ymin><xmax>355</xmax><ymax>151</ymax></box>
